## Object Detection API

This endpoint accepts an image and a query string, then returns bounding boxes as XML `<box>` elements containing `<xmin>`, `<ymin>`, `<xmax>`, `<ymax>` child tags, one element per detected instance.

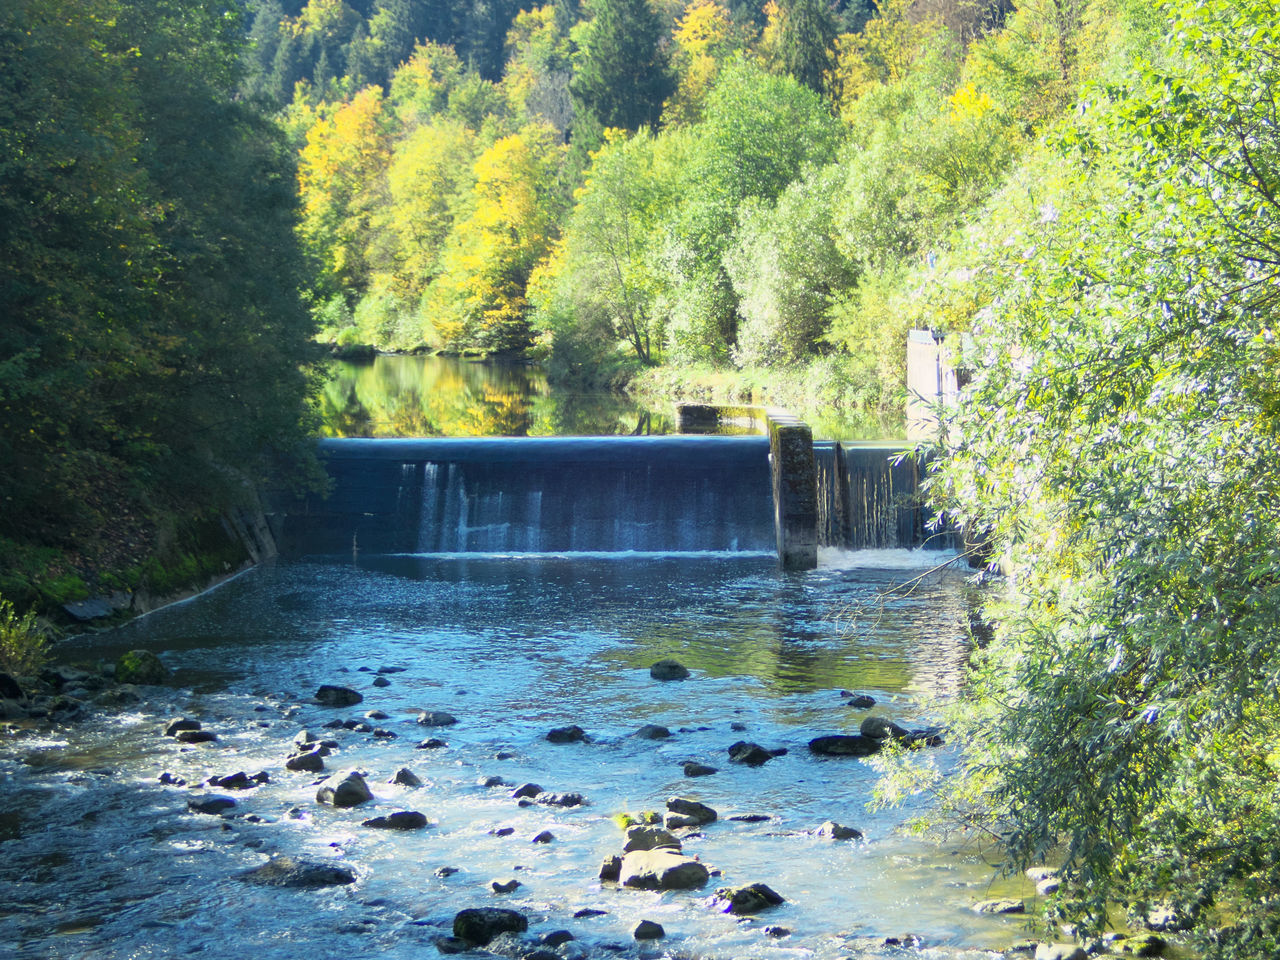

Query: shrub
<box><xmin>0</xmin><ymin>597</ymin><xmax>49</xmax><ymax>679</ymax></box>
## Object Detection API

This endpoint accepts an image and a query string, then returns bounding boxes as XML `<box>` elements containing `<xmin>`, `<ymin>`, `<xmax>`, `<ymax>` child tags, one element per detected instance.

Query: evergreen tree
<box><xmin>570</xmin><ymin>0</ymin><xmax>674</xmax><ymax>131</ymax></box>
<box><xmin>764</xmin><ymin>0</ymin><xmax>839</xmax><ymax>96</ymax></box>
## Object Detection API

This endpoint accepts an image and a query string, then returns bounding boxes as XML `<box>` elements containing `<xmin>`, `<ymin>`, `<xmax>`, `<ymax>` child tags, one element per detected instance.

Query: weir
<box><xmin>282</xmin><ymin>426</ymin><xmax>950</xmax><ymax>566</ymax></box>
<box><xmin>282</xmin><ymin>436</ymin><xmax>776</xmax><ymax>558</ymax></box>
<box><xmin>814</xmin><ymin>442</ymin><xmax>953</xmax><ymax>551</ymax></box>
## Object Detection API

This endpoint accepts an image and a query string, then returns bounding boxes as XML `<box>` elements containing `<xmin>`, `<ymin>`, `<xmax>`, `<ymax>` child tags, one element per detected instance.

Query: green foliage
<box><xmin>533</xmin><ymin>128</ymin><xmax>688</xmax><ymax>366</ymax></box>
<box><xmin>924</xmin><ymin>2</ymin><xmax>1280</xmax><ymax>955</ymax></box>
<box><xmin>760</xmin><ymin>0</ymin><xmax>839</xmax><ymax>96</ymax></box>
<box><xmin>570</xmin><ymin>0</ymin><xmax>674</xmax><ymax>131</ymax></box>
<box><xmin>662</xmin><ymin>58</ymin><xmax>842</xmax><ymax>362</ymax></box>
<box><xmin>0</xmin><ymin>597</ymin><xmax>49</xmax><ymax>679</ymax></box>
<box><xmin>725</xmin><ymin>164</ymin><xmax>857</xmax><ymax>367</ymax></box>
<box><xmin>0</xmin><ymin>0</ymin><xmax>319</xmax><ymax>596</ymax></box>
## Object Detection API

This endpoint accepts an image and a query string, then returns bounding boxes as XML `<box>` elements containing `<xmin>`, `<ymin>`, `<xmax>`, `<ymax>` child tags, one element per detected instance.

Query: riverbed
<box><xmin>0</xmin><ymin>549</ymin><xmax>1033</xmax><ymax>960</ymax></box>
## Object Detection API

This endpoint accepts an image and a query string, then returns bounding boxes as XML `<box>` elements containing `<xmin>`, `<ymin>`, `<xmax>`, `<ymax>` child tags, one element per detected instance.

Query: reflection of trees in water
<box><xmin>598</xmin><ymin>570</ymin><xmax>971</xmax><ymax>702</ymax></box>
<box><xmin>321</xmin><ymin>355</ymin><xmax>667</xmax><ymax>436</ymax></box>
<box><xmin>320</xmin><ymin>384</ymin><xmax>376</xmax><ymax>437</ymax></box>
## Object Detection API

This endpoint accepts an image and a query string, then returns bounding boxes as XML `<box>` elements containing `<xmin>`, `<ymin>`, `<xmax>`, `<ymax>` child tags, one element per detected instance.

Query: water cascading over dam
<box><xmin>282</xmin><ymin>436</ymin><xmax>777</xmax><ymax>557</ymax></box>
<box><xmin>813</xmin><ymin>441</ymin><xmax>954</xmax><ymax>551</ymax></box>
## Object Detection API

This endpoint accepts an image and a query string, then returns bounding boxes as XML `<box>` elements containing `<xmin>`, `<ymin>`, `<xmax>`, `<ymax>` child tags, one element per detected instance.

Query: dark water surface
<box><xmin>0</xmin><ymin>550</ymin><xmax>1031</xmax><ymax>960</ymax></box>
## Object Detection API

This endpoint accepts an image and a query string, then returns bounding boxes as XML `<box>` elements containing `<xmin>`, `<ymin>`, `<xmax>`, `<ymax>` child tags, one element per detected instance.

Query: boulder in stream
<box><xmin>241</xmin><ymin>856</ymin><xmax>357</xmax><ymax>888</ymax></box>
<box><xmin>361</xmin><ymin>811</ymin><xmax>428</xmax><ymax>830</ymax></box>
<box><xmin>808</xmin><ymin>734</ymin><xmax>881</xmax><ymax>757</ymax></box>
<box><xmin>315</xmin><ymin>685</ymin><xmax>362</xmax><ymax>707</ymax></box>
<box><xmin>973</xmin><ymin>898</ymin><xmax>1025</xmax><ymax>914</ymax></box>
<box><xmin>416</xmin><ymin>710</ymin><xmax>457</xmax><ymax>727</ymax></box>
<box><xmin>633</xmin><ymin>920</ymin><xmax>665</xmax><ymax>940</ymax></box>
<box><xmin>163</xmin><ymin>718</ymin><xmax>201</xmax><ymax>737</ymax></box>
<box><xmin>619</xmin><ymin>849</ymin><xmax>710</xmax><ymax>890</ymax></box>
<box><xmin>682</xmin><ymin>761</ymin><xmax>718</xmax><ymax>777</ymax></box>
<box><xmin>666</xmin><ymin>796</ymin><xmax>717</xmax><ymax>827</ymax></box>
<box><xmin>623</xmin><ymin>825</ymin><xmax>681</xmax><ymax>853</ymax></box>
<box><xmin>389</xmin><ymin>767</ymin><xmax>422</xmax><ymax>787</ymax></box>
<box><xmin>175</xmin><ymin>729</ymin><xmax>218</xmax><ymax>744</ymax></box>
<box><xmin>727</xmin><ymin>741</ymin><xmax>775</xmax><ymax>766</ymax></box>
<box><xmin>650</xmin><ymin>659</ymin><xmax>690</xmax><ymax>680</ymax></box>
<box><xmin>635</xmin><ymin>723</ymin><xmax>671</xmax><ymax>739</ymax></box>
<box><xmin>187</xmin><ymin>795</ymin><xmax>237</xmax><ymax>815</ymax></box>
<box><xmin>860</xmin><ymin>716</ymin><xmax>912</xmax><ymax>741</ymax></box>
<box><xmin>815</xmin><ymin>820</ymin><xmax>863</xmax><ymax>841</ymax></box>
<box><xmin>453</xmin><ymin>907</ymin><xmax>528</xmax><ymax>945</ymax></box>
<box><xmin>286</xmin><ymin>749</ymin><xmax>326</xmax><ymax>773</ymax></box>
<box><xmin>116</xmin><ymin>650</ymin><xmax>168</xmax><ymax>685</ymax></box>
<box><xmin>712</xmin><ymin>883</ymin><xmax>785</xmax><ymax>915</ymax></box>
<box><xmin>546</xmin><ymin>724</ymin><xmax>588</xmax><ymax>743</ymax></box>
<box><xmin>316</xmin><ymin>770</ymin><xmax>373</xmax><ymax>807</ymax></box>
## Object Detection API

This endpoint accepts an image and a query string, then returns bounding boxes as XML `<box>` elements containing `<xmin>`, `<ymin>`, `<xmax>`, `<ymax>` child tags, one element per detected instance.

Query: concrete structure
<box><xmin>905</xmin><ymin>329</ymin><xmax>960</xmax><ymax>443</ymax></box>
<box><xmin>765</xmin><ymin>411</ymin><xmax>818</xmax><ymax>572</ymax></box>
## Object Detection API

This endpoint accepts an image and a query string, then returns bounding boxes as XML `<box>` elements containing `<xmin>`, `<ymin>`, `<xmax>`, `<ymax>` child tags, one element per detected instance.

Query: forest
<box><xmin>5</xmin><ymin>0</ymin><xmax>1280</xmax><ymax>956</ymax></box>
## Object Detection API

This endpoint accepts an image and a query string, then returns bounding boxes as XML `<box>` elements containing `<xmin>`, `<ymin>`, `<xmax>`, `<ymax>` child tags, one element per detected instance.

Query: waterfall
<box><xmin>284</xmin><ymin>436</ymin><xmax>776</xmax><ymax>557</ymax></box>
<box><xmin>813</xmin><ymin>442</ymin><xmax>953</xmax><ymax>551</ymax></box>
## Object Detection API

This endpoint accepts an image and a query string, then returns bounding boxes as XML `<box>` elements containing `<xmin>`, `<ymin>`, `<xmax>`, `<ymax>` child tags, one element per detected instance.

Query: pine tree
<box><xmin>570</xmin><ymin>0</ymin><xmax>674</xmax><ymax>131</ymax></box>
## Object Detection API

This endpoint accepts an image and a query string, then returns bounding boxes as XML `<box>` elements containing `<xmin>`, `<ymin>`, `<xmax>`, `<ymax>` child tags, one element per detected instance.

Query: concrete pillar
<box><xmin>767</xmin><ymin>412</ymin><xmax>818</xmax><ymax>571</ymax></box>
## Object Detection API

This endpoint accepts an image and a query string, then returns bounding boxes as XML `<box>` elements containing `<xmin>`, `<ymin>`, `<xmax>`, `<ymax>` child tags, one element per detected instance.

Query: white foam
<box><xmin>817</xmin><ymin>547</ymin><xmax>963</xmax><ymax>571</ymax></box>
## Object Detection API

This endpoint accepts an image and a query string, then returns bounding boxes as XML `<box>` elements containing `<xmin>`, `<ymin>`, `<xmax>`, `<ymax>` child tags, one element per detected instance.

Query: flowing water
<box><xmin>0</xmin><ymin>549</ymin><xmax>1033</xmax><ymax>960</ymax></box>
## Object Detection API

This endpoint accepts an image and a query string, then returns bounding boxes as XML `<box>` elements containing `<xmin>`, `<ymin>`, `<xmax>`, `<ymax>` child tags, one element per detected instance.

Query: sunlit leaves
<box><xmin>928</xmin><ymin>1</ymin><xmax>1280</xmax><ymax>952</ymax></box>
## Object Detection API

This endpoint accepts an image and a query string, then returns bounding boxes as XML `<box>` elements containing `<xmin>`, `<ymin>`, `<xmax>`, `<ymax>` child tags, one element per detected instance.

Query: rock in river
<box><xmin>362</xmin><ymin>811</ymin><xmax>428</xmax><ymax>830</ymax></box>
<box><xmin>546</xmin><ymin>724</ymin><xmax>588</xmax><ymax>743</ymax></box>
<box><xmin>712</xmin><ymin>883</ymin><xmax>785</xmax><ymax>915</ymax></box>
<box><xmin>453</xmin><ymin>907</ymin><xmax>528</xmax><ymax>945</ymax></box>
<box><xmin>188</xmin><ymin>796</ymin><xmax>237</xmax><ymax>815</ymax></box>
<box><xmin>315</xmin><ymin>685</ymin><xmax>363</xmax><ymax>707</ymax></box>
<box><xmin>241</xmin><ymin>856</ymin><xmax>357</xmax><ymax>888</ymax></box>
<box><xmin>665</xmin><ymin>796</ymin><xmax>717</xmax><ymax>828</ymax></box>
<box><xmin>808</xmin><ymin>734</ymin><xmax>881</xmax><ymax>757</ymax></box>
<box><xmin>116</xmin><ymin>650</ymin><xmax>169</xmax><ymax>685</ymax></box>
<box><xmin>633</xmin><ymin>920</ymin><xmax>665</xmax><ymax>940</ymax></box>
<box><xmin>727</xmin><ymin>741</ymin><xmax>775</xmax><ymax>766</ymax></box>
<box><xmin>619</xmin><ymin>849</ymin><xmax>710</xmax><ymax>890</ymax></box>
<box><xmin>316</xmin><ymin>769</ymin><xmax>374</xmax><ymax>807</ymax></box>
<box><xmin>650</xmin><ymin>659</ymin><xmax>690</xmax><ymax>681</ymax></box>
<box><xmin>417</xmin><ymin>710</ymin><xmax>458</xmax><ymax>727</ymax></box>
<box><xmin>623</xmin><ymin>825</ymin><xmax>681</xmax><ymax>853</ymax></box>
<box><xmin>815</xmin><ymin>820</ymin><xmax>863</xmax><ymax>840</ymax></box>
<box><xmin>860</xmin><ymin>716</ymin><xmax>912</xmax><ymax>741</ymax></box>
<box><xmin>164</xmin><ymin>718</ymin><xmax>202</xmax><ymax>737</ymax></box>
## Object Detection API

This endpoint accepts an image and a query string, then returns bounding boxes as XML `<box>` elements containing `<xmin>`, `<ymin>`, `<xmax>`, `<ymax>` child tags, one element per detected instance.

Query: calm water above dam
<box><xmin>318</xmin><ymin>354</ymin><xmax>898</xmax><ymax>440</ymax></box>
<box><xmin>0</xmin><ymin>549</ymin><xmax>1030</xmax><ymax>960</ymax></box>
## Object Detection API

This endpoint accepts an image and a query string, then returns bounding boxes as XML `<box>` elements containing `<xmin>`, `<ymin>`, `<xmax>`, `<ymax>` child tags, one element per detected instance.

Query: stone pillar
<box><xmin>767</xmin><ymin>412</ymin><xmax>818</xmax><ymax>571</ymax></box>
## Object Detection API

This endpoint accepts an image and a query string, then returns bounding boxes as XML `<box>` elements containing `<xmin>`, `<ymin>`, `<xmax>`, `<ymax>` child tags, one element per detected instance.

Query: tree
<box><xmin>659</xmin><ymin>58</ymin><xmax>841</xmax><ymax>361</ymax></box>
<box><xmin>533</xmin><ymin>128</ymin><xmax>687</xmax><ymax>366</ymax></box>
<box><xmin>570</xmin><ymin>0</ymin><xmax>675</xmax><ymax>131</ymax></box>
<box><xmin>297</xmin><ymin>86</ymin><xmax>392</xmax><ymax>296</ymax></box>
<box><xmin>501</xmin><ymin>5</ymin><xmax>573</xmax><ymax>135</ymax></box>
<box><xmin>431</xmin><ymin>123</ymin><xmax>566</xmax><ymax>351</ymax></box>
<box><xmin>759</xmin><ymin>0</ymin><xmax>839</xmax><ymax>97</ymax></box>
<box><xmin>923</xmin><ymin>3</ymin><xmax>1280</xmax><ymax>956</ymax></box>
<box><xmin>663</xmin><ymin>0</ymin><xmax>741</xmax><ymax>126</ymax></box>
<box><xmin>0</xmin><ymin>0</ymin><xmax>317</xmax><ymax>599</ymax></box>
<box><xmin>725</xmin><ymin>164</ymin><xmax>857</xmax><ymax>366</ymax></box>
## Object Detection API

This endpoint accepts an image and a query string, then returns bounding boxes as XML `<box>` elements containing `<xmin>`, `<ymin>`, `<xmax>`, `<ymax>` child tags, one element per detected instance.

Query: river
<box><xmin>0</xmin><ymin>361</ymin><xmax>1029</xmax><ymax>959</ymax></box>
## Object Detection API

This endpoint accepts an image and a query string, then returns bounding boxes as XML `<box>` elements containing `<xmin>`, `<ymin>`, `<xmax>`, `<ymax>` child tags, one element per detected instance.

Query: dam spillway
<box><xmin>282</xmin><ymin>436</ymin><xmax>777</xmax><ymax>557</ymax></box>
<box><xmin>281</xmin><ymin>433</ymin><xmax>952</xmax><ymax>563</ymax></box>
